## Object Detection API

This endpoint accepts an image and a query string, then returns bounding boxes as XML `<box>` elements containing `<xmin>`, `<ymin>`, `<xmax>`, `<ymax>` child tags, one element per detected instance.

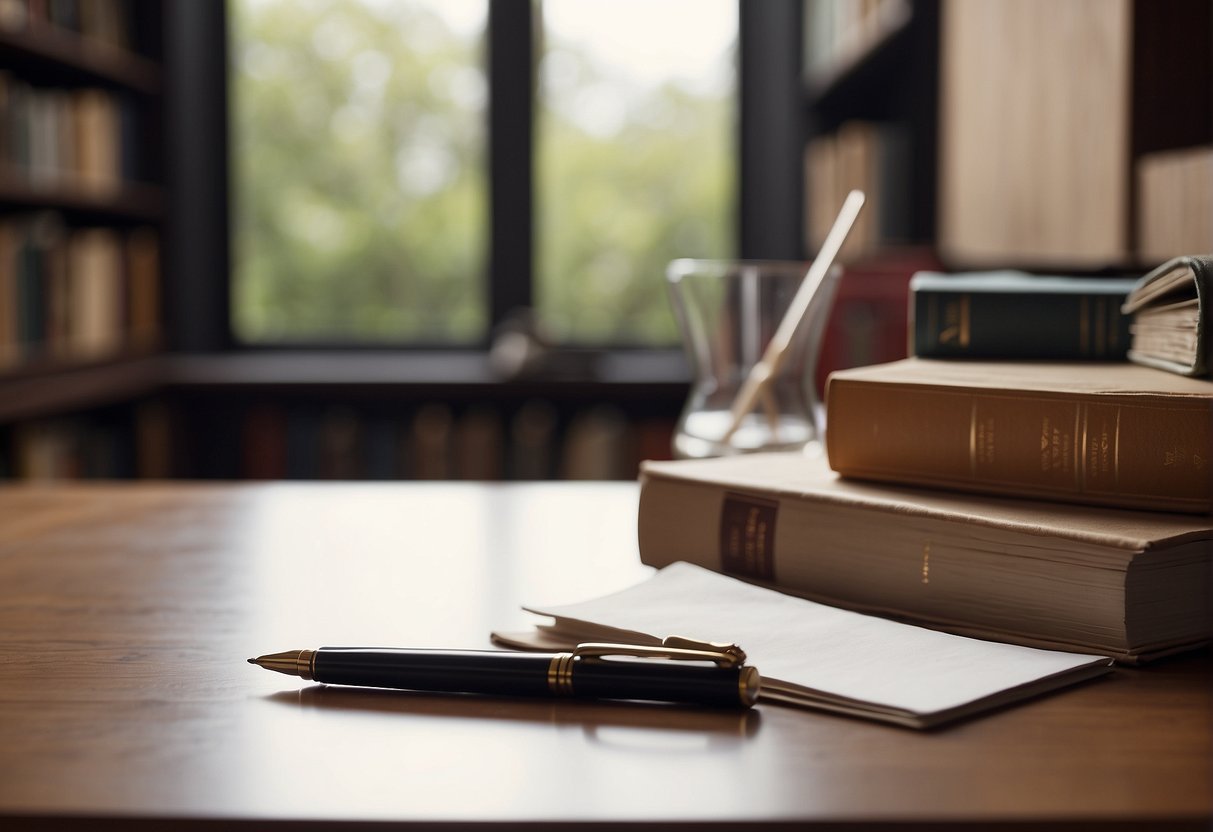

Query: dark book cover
<box><xmin>911</xmin><ymin>272</ymin><xmax>1136</xmax><ymax>360</ymax></box>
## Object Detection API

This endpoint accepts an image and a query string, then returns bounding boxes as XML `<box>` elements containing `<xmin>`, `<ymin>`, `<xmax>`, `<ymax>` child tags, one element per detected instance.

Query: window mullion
<box><xmin>487</xmin><ymin>0</ymin><xmax>535</xmax><ymax>339</ymax></box>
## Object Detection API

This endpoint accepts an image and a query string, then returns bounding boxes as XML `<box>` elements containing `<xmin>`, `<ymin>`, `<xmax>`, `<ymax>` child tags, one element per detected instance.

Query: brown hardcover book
<box><xmin>637</xmin><ymin>452</ymin><xmax>1213</xmax><ymax>662</ymax></box>
<box><xmin>826</xmin><ymin>358</ymin><xmax>1213</xmax><ymax>513</ymax></box>
<box><xmin>125</xmin><ymin>227</ymin><xmax>160</xmax><ymax>350</ymax></box>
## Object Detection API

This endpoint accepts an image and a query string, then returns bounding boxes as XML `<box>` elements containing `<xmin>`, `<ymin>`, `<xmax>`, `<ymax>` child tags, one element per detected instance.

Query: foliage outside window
<box><xmin>231</xmin><ymin>0</ymin><xmax>735</xmax><ymax>347</ymax></box>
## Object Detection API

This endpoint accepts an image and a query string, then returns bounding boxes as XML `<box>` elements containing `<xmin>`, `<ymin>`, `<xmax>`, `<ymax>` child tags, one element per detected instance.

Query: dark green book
<box><xmin>911</xmin><ymin>271</ymin><xmax>1136</xmax><ymax>360</ymax></box>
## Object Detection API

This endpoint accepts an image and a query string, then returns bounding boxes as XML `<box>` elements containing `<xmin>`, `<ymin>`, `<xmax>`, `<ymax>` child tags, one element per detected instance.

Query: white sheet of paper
<box><xmin>527</xmin><ymin>562</ymin><xmax>1110</xmax><ymax>716</ymax></box>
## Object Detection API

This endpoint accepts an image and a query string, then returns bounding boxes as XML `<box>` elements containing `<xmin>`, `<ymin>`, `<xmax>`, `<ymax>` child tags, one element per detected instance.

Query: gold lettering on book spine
<box><xmin>960</xmin><ymin>296</ymin><xmax>970</xmax><ymax>347</ymax></box>
<box><xmin>1080</xmin><ymin>404</ymin><xmax>1088</xmax><ymax>491</ymax></box>
<box><xmin>938</xmin><ymin>296</ymin><xmax>970</xmax><ymax>348</ymax></box>
<box><xmin>921</xmin><ymin>543</ymin><xmax>930</xmax><ymax>585</ymax></box>
<box><xmin>969</xmin><ymin>402</ymin><xmax>977</xmax><ymax>476</ymax></box>
<box><xmin>1073</xmin><ymin>405</ymin><xmax>1082</xmax><ymax>489</ymax></box>
<box><xmin>1114</xmin><ymin>407</ymin><xmax>1120</xmax><ymax>486</ymax></box>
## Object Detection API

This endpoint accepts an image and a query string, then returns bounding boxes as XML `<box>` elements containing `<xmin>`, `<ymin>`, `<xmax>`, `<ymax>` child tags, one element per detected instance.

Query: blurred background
<box><xmin>0</xmin><ymin>0</ymin><xmax>1210</xmax><ymax>481</ymax></box>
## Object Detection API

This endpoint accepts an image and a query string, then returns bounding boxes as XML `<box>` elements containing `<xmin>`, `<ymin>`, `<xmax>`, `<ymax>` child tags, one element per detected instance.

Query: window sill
<box><xmin>162</xmin><ymin>349</ymin><xmax>690</xmax><ymax>397</ymax></box>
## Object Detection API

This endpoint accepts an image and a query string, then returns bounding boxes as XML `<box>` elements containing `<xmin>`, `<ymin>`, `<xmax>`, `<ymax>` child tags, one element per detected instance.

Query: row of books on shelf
<box><xmin>0</xmin><ymin>0</ymin><xmax>136</xmax><ymax>51</ymax></box>
<box><xmin>0</xmin><ymin>397</ymin><xmax>167</xmax><ymax>479</ymax></box>
<box><xmin>0</xmin><ymin>213</ymin><xmax>159</xmax><ymax>369</ymax></box>
<box><xmin>803</xmin><ymin>0</ymin><xmax>910</xmax><ymax>84</ymax></box>
<box><xmin>2</xmin><ymin>398</ymin><xmax>676</xmax><ymax>482</ymax></box>
<box><xmin>235</xmin><ymin>401</ymin><xmax>672</xmax><ymax>482</ymax></box>
<box><xmin>637</xmin><ymin>254</ymin><xmax>1213</xmax><ymax>667</ymax></box>
<box><xmin>804</xmin><ymin>120</ymin><xmax>913</xmax><ymax>264</ymax></box>
<box><xmin>806</xmin><ymin>128</ymin><xmax>1213</xmax><ymax>270</ymax></box>
<box><xmin>0</xmin><ymin>72</ymin><xmax>148</xmax><ymax>193</ymax></box>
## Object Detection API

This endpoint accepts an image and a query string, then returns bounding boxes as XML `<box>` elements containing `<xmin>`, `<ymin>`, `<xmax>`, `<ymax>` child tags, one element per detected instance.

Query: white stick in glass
<box><xmin>721</xmin><ymin>189</ymin><xmax>865</xmax><ymax>446</ymax></box>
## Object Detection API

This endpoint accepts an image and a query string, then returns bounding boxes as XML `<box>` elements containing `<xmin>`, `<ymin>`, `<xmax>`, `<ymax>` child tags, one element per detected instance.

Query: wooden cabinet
<box><xmin>938</xmin><ymin>0</ymin><xmax>1211</xmax><ymax>269</ymax></box>
<box><xmin>804</xmin><ymin>0</ymin><xmax>1213</xmax><ymax>270</ymax></box>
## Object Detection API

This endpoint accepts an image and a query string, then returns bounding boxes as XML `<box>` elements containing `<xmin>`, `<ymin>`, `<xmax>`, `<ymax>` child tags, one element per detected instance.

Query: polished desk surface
<box><xmin>0</xmin><ymin>482</ymin><xmax>1209</xmax><ymax>831</ymax></box>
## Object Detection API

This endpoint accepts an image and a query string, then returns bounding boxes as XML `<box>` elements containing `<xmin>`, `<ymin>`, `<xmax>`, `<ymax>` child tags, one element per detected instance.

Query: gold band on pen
<box><xmin>547</xmin><ymin>652</ymin><xmax>576</xmax><ymax>696</ymax></box>
<box><xmin>738</xmin><ymin>666</ymin><xmax>761</xmax><ymax>707</ymax></box>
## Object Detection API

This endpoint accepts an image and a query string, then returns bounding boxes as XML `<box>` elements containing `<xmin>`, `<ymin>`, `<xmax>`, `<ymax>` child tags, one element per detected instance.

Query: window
<box><xmin>230</xmin><ymin>0</ymin><xmax>737</xmax><ymax>348</ymax></box>
<box><xmin>536</xmin><ymin>0</ymin><xmax>736</xmax><ymax>344</ymax></box>
<box><xmin>231</xmin><ymin>0</ymin><xmax>487</xmax><ymax>344</ymax></box>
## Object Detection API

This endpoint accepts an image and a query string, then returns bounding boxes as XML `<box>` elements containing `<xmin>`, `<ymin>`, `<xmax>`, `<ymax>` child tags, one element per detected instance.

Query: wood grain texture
<box><xmin>0</xmin><ymin>482</ymin><xmax>1209</xmax><ymax>830</ymax></box>
<box><xmin>939</xmin><ymin>0</ymin><xmax>1132</xmax><ymax>268</ymax></box>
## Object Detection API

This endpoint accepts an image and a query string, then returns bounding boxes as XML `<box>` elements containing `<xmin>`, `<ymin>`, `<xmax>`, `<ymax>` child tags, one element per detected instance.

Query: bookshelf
<box><xmin>0</xmin><ymin>2</ymin><xmax>697</xmax><ymax>483</ymax></box>
<box><xmin>0</xmin><ymin>0</ymin><xmax>166</xmax><ymax>478</ymax></box>
<box><xmin>803</xmin><ymin>0</ymin><xmax>938</xmax><ymax>261</ymax></box>
<box><xmin>161</xmin><ymin>352</ymin><xmax>687</xmax><ymax>481</ymax></box>
<box><xmin>8</xmin><ymin>1</ymin><xmax>1208</xmax><ymax>483</ymax></box>
<box><xmin>800</xmin><ymin>0</ymin><xmax>941</xmax><ymax>385</ymax></box>
<box><xmin>938</xmin><ymin>0</ymin><xmax>1213</xmax><ymax>270</ymax></box>
<box><xmin>804</xmin><ymin>0</ymin><xmax>1213</xmax><ymax>270</ymax></box>
<box><xmin>800</xmin><ymin>0</ymin><xmax>1213</xmax><ymax>384</ymax></box>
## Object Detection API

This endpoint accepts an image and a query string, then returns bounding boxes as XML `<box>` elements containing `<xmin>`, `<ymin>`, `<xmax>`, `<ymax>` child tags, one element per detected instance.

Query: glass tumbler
<box><xmin>666</xmin><ymin>259</ymin><xmax>841</xmax><ymax>459</ymax></box>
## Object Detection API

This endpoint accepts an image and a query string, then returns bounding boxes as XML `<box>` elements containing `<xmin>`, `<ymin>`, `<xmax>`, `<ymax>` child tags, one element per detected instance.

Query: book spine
<box><xmin>826</xmin><ymin>378</ymin><xmax>1213</xmax><ymax>513</ymax></box>
<box><xmin>913</xmin><ymin>289</ymin><xmax>1131</xmax><ymax>359</ymax></box>
<box><xmin>636</xmin><ymin>473</ymin><xmax>1130</xmax><ymax>655</ymax></box>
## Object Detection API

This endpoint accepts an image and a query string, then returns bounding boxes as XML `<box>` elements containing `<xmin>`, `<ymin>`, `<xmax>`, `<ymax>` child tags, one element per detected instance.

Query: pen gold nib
<box><xmin>247</xmin><ymin>649</ymin><xmax>316</xmax><ymax>680</ymax></box>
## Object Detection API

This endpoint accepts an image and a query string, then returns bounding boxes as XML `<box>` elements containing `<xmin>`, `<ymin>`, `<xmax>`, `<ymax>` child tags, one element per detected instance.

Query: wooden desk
<box><xmin>0</xmin><ymin>483</ymin><xmax>1209</xmax><ymax>830</ymax></box>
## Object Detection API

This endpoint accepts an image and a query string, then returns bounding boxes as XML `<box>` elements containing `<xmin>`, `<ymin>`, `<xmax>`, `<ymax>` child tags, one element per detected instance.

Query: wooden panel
<box><xmin>0</xmin><ymin>483</ymin><xmax>1209</xmax><ymax>829</ymax></box>
<box><xmin>939</xmin><ymin>0</ymin><xmax>1132</xmax><ymax>268</ymax></box>
<box><xmin>1138</xmin><ymin>146</ymin><xmax>1213</xmax><ymax>263</ymax></box>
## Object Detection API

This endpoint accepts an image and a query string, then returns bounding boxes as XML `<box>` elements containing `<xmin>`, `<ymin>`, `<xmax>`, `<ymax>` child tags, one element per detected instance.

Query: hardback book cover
<box><xmin>637</xmin><ymin>451</ymin><xmax>1213</xmax><ymax>662</ymax></box>
<box><xmin>1122</xmin><ymin>254</ymin><xmax>1213</xmax><ymax>377</ymax></box>
<box><xmin>911</xmin><ymin>271</ymin><xmax>1135</xmax><ymax>360</ymax></box>
<box><xmin>826</xmin><ymin>358</ymin><xmax>1213</xmax><ymax>513</ymax></box>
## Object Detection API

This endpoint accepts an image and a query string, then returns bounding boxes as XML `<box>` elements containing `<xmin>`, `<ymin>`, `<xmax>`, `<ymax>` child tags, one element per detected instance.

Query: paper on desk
<box><xmin>512</xmin><ymin>562</ymin><xmax>1112</xmax><ymax>727</ymax></box>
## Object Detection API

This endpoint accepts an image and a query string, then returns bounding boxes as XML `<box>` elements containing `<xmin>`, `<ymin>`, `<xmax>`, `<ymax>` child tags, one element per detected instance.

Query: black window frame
<box><xmin>164</xmin><ymin>0</ymin><xmax>802</xmax><ymax>357</ymax></box>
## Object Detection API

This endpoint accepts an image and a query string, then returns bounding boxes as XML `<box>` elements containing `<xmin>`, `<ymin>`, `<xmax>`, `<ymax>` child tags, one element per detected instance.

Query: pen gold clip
<box><xmin>572</xmin><ymin>637</ymin><xmax>747</xmax><ymax>669</ymax></box>
<box><xmin>660</xmin><ymin>635</ymin><xmax>747</xmax><ymax>666</ymax></box>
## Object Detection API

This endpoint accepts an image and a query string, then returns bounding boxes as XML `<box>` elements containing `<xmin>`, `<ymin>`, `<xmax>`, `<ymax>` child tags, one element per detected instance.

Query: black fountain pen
<box><xmin>249</xmin><ymin>639</ymin><xmax>761</xmax><ymax>708</ymax></box>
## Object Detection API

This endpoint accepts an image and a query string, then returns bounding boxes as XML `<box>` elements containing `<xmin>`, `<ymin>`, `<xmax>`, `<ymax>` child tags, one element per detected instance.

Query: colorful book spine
<box><xmin>911</xmin><ymin>272</ymin><xmax>1136</xmax><ymax>360</ymax></box>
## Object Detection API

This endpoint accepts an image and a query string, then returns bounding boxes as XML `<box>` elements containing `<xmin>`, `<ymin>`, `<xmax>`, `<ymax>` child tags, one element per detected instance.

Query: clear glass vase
<box><xmin>666</xmin><ymin>259</ymin><xmax>841</xmax><ymax>459</ymax></box>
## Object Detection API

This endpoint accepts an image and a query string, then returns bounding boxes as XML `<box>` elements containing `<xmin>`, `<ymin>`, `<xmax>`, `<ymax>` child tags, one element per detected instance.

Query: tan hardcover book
<box><xmin>637</xmin><ymin>452</ymin><xmax>1213</xmax><ymax>662</ymax></box>
<box><xmin>826</xmin><ymin>358</ymin><xmax>1213</xmax><ymax>513</ymax></box>
<box><xmin>73</xmin><ymin>89</ymin><xmax>120</xmax><ymax>195</ymax></box>
<box><xmin>803</xmin><ymin>132</ymin><xmax>836</xmax><ymax>254</ymax></box>
<box><xmin>834</xmin><ymin>120</ymin><xmax>878</xmax><ymax>262</ymax></box>
<box><xmin>67</xmin><ymin>228</ymin><xmax>123</xmax><ymax>359</ymax></box>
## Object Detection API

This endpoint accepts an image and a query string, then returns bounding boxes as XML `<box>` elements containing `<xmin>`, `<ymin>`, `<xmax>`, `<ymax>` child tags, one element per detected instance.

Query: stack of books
<box><xmin>637</xmin><ymin>267</ymin><xmax>1213</xmax><ymax>663</ymax></box>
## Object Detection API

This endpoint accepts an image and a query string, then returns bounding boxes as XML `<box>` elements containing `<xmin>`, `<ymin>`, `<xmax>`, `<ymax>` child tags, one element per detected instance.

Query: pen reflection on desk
<box><xmin>248</xmin><ymin>643</ymin><xmax>761</xmax><ymax>709</ymax></box>
<box><xmin>271</xmin><ymin>686</ymin><xmax>764</xmax><ymax>744</ymax></box>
